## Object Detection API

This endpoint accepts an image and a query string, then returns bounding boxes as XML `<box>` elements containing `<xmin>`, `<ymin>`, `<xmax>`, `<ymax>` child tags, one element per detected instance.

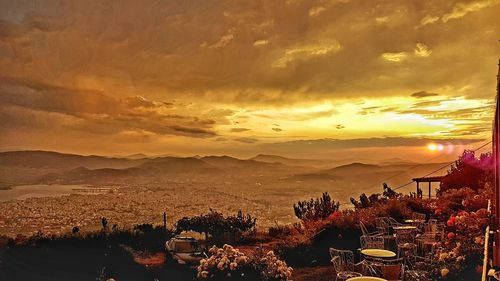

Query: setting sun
<box><xmin>427</xmin><ymin>143</ymin><xmax>445</xmax><ymax>151</ymax></box>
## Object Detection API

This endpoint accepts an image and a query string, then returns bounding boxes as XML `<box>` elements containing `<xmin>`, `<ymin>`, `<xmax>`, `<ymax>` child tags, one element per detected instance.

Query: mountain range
<box><xmin>0</xmin><ymin>150</ymin><xmax>449</xmax><ymax>190</ymax></box>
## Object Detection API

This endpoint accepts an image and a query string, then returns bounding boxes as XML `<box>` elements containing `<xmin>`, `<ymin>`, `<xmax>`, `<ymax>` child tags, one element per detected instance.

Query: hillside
<box><xmin>250</xmin><ymin>154</ymin><xmax>336</xmax><ymax>168</ymax></box>
<box><xmin>0</xmin><ymin>151</ymin><xmax>145</xmax><ymax>170</ymax></box>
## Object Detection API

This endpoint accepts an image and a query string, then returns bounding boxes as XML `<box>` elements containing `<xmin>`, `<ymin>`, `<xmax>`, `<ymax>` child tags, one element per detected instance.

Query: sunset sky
<box><xmin>0</xmin><ymin>0</ymin><xmax>499</xmax><ymax>160</ymax></box>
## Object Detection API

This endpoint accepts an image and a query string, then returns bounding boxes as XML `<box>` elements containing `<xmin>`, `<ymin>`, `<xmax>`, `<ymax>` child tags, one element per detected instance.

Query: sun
<box><xmin>427</xmin><ymin>143</ymin><xmax>444</xmax><ymax>151</ymax></box>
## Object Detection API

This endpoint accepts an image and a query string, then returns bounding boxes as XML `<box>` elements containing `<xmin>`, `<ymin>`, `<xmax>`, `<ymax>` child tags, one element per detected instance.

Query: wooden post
<box><xmin>494</xmin><ymin>59</ymin><xmax>500</xmax><ymax>266</ymax></box>
<box><xmin>428</xmin><ymin>182</ymin><xmax>431</xmax><ymax>199</ymax></box>
<box><xmin>416</xmin><ymin>182</ymin><xmax>420</xmax><ymax>198</ymax></box>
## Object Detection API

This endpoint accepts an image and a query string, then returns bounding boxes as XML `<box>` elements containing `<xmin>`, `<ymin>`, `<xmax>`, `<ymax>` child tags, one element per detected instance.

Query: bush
<box><xmin>293</xmin><ymin>192</ymin><xmax>340</xmax><ymax>221</ymax></box>
<box><xmin>197</xmin><ymin>244</ymin><xmax>292</xmax><ymax>281</ymax></box>
<box><xmin>176</xmin><ymin>210</ymin><xmax>256</xmax><ymax>246</ymax></box>
<box><xmin>440</xmin><ymin>150</ymin><xmax>493</xmax><ymax>193</ymax></box>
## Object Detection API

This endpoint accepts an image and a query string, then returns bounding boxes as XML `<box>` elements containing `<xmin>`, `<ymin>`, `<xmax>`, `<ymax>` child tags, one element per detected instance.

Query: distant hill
<box><xmin>250</xmin><ymin>154</ymin><xmax>336</xmax><ymax>168</ymax></box>
<box><xmin>284</xmin><ymin>173</ymin><xmax>341</xmax><ymax>182</ymax></box>
<box><xmin>0</xmin><ymin>150</ymin><xmax>145</xmax><ymax>170</ymax></box>
<box><xmin>134</xmin><ymin>157</ymin><xmax>219</xmax><ymax>174</ymax></box>
<box><xmin>124</xmin><ymin>153</ymin><xmax>149</xmax><ymax>159</ymax></box>
<box><xmin>203</xmin><ymin>155</ymin><xmax>287</xmax><ymax>169</ymax></box>
<box><xmin>39</xmin><ymin>167</ymin><xmax>136</xmax><ymax>184</ymax></box>
<box><xmin>325</xmin><ymin>162</ymin><xmax>381</xmax><ymax>175</ymax></box>
<box><xmin>378</xmin><ymin>157</ymin><xmax>416</xmax><ymax>165</ymax></box>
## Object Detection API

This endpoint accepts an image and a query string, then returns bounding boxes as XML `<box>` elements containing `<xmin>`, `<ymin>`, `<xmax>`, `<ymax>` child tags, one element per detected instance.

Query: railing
<box><xmin>482</xmin><ymin>199</ymin><xmax>492</xmax><ymax>281</ymax></box>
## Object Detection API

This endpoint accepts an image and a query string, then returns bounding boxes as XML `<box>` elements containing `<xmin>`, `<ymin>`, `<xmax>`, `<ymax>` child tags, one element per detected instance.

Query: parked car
<box><xmin>165</xmin><ymin>236</ymin><xmax>206</xmax><ymax>265</ymax></box>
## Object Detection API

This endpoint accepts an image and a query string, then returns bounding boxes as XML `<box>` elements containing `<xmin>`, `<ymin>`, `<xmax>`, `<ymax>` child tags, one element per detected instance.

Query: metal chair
<box><xmin>360</xmin><ymin>221</ymin><xmax>381</xmax><ymax>237</ymax></box>
<box><xmin>395</xmin><ymin>229</ymin><xmax>417</xmax><ymax>260</ymax></box>
<box><xmin>412</xmin><ymin>212</ymin><xmax>426</xmax><ymax>220</ymax></box>
<box><xmin>329</xmin><ymin>248</ymin><xmax>362</xmax><ymax>281</ymax></box>
<box><xmin>375</xmin><ymin>217</ymin><xmax>390</xmax><ymax>235</ymax></box>
<box><xmin>422</xmin><ymin>222</ymin><xmax>445</xmax><ymax>241</ymax></box>
<box><xmin>386</xmin><ymin>217</ymin><xmax>403</xmax><ymax>227</ymax></box>
<box><xmin>380</xmin><ymin>257</ymin><xmax>405</xmax><ymax>281</ymax></box>
<box><xmin>360</xmin><ymin>235</ymin><xmax>385</xmax><ymax>249</ymax></box>
<box><xmin>411</xmin><ymin>212</ymin><xmax>426</xmax><ymax>229</ymax></box>
<box><xmin>405</xmin><ymin>255</ymin><xmax>434</xmax><ymax>281</ymax></box>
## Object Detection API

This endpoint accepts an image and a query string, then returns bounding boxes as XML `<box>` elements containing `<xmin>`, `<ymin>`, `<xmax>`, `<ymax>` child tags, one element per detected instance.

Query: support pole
<box><xmin>493</xmin><ymin>58</ymin><xmax>500</xmax><ymax>266</ymax></box>
<box><xmin>428</xmin><ymin>182</ymin><xmax>431</xmax><ymax>199</ymax></box>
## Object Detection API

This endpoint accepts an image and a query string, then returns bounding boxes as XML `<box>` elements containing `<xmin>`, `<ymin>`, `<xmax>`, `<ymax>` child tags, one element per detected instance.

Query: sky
<box><xmin>0</xmin><ymin>0</ymin><xmax>499</xmax><ymax>160</ymax></box>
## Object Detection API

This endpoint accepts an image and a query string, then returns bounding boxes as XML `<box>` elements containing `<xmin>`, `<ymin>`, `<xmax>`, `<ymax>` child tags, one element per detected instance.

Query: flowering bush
<box><xmin>256</xmin><ymin>250</ymin><xmax>293</xmax><ymax>281</ymax></box>
<box><xmin>197</xmin><ymin>244</ymin><xmax>292</xmax><ymax>281</ymax></box>
<box><xmin>427</xmin><ymin>188</ymin><xmax>490</xmax><ymax>280</ymax></box>
<box><xmin>197</xmin><ymin>244</ymin><xmax>250</xmax><ymax>280</ymax></box>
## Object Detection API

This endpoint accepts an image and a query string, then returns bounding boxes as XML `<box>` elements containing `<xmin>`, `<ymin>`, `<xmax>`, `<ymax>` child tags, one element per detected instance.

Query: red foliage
<box><xmin>440</xmin><ymin>150</ymin><xmax>493</xmax><ymax>193</ymax></box>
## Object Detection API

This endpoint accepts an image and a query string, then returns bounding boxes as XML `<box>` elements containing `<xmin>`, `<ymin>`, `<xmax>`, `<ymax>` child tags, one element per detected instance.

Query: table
<box><xmin>361</xmin><ymin>249</ymin><xmax>396</xmax><ymax>258</ymax></box>
<box><xmin>346</xmin><ymin>277</ymin><xmax>388</xmax><ymax>281</ymax></box>
<box><xmin>393</xmin><ymin>225</ymin><xmax>417</xmax><ymax>230</ymax></box>
<box><xmin>404</xmin><ymin>219</ymin><xmax>425</xmax><ymax>224</ymax></box>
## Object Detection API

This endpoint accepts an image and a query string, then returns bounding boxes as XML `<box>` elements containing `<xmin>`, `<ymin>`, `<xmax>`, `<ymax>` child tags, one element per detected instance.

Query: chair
<box><xmin>375</xmin><ymin>217</ymin><xmax>390</xmax><ymax>235</ymax></box>
<box><xmin>360</xmin><ymin>235</ymin><xmax>385</xmax><ymax>249</ymax></box>
<box><xmin>422</xmin><ymin>222</ymin><xmax>445</xmax><ymax>241</ymax></box>
<box><xmin>395</xmin><ymin>229</ymin><xmax>417</xmax><ymax>259</ymax></box>
<box><xmin>381</xmin><ymin>257</ymin><xmax>405</xmax><ymax>281</ymax></box>
<box><xmin>411</xmin><ymin>212</ymin><xmax>426</xmax><ymax>229</ymax></box>
<box><xmin>360</xmin><ymin>221</ymin><xmax>381</xmax><ymax>237</ymax></box>
<box><xmin>405</xmin><ymin>255</ymin><xmax>434</xmax><ymax>281</ymax></box>
<box><xmin>386</xmin><ymin>217</ymin><xmax>403</xmax><ymax>227</ymax></box>
<box><xmin>412</xmin><ymin>212</ymin><xmax>426</xmax><ymax>221</ymax></box>
<box><xmin>329</xmin><ymin>248</ymin><xmax>362</xmax><ymax>281</ymax></box>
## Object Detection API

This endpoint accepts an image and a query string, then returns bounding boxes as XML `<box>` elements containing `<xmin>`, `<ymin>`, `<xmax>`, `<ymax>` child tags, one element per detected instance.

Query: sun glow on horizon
<box><xmin>427</xmin><ymin>143</ymin><xmax>445</xmax><ymax>152</ymax></box>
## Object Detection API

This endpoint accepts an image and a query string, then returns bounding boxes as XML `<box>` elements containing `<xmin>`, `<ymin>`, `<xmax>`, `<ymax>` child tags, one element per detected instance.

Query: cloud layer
<box><xmin>0</xmin><ymin>0</ymin><xmax>497</xmax><ymax>157</ymax></box>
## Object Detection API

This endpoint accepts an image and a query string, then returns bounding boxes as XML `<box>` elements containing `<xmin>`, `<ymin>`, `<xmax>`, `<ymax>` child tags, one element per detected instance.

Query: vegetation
<box><xmin>176</xmin><ymin>210</ymin><xmax>256</xmax><ymax>245</ymax></box>
<box><xmin>293</xmin><ymin>192</ymin><xmax>340</xmax><ymax>221</ymax></box>
<box><xmin>440</xmin><ymin>150</ymin><xmax>493</xmax><ymax>193</ymax></box>
<box><xmin>197</xmin><ymin>244</ymin><xmax>292</xmax><ymax>281</ymax></box>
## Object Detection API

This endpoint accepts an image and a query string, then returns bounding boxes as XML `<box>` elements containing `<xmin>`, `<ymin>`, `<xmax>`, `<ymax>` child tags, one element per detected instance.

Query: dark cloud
<box><xmin>335</xmin><ymin>124</ymin><xmax>345</xmax><ymax>129</ymax></box>
<box><xmin>272</xmin><ymin>127</ymin><xmax>282</xmax><ymax>132</ymax></box>
<box><xmin>0</xmin><ymin>77</ymin><xmax>217</xmax><ymax>138</ymax></box>
<box><xmin>411</xmin><ymin>91</ymin><xmax>439</xmax><ymax>98</ymax></box>
<box><xmin>261</xmin><ymin>137</ymin><xmax>483</xmax><ymax>151</ymax></box>
<box><xmin>234</xmin><ymin>137</ymin><xmax>259</xmax><ymax>144</ymax></box>
<box><xmin>168</xmin><ymin>126</ymin><xmax>217</xmax><ymax>138</ymax></box>
<box><xmin>230</xmin><ymin>128</ymin><xmax>251</xmax><ymax>133</ymax></box>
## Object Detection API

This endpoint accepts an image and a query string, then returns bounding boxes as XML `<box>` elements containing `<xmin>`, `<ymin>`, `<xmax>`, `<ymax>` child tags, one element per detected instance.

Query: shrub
<box><xmin>293</xmin><ymin>192</ymin><xmax>340</xmax><ymax>221</ymax></box>
<box><xmin>440</xmin><ymin>150</ymin><xmax>493</xmax><ymax>193</ymax></box>
<box><xmin>197</xmin><ymin>244</ymin><xmax>292</xmax><ymax>281</ymax></box>
<box><xmin>268</xmin><ymin>224</ymin><xmax>292</xmax><ymax>238</ymax></box>
<box><xmin>176</xmin><ymin>210</ymin><xmax>256</xmax><ymax>245</ymax></box>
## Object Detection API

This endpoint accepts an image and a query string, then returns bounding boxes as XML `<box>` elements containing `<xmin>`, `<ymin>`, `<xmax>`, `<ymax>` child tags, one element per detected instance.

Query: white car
<box><xmin>165</xmin><ymin>236</ymin><xmax>206</xmax><ymax>265</ymax></box>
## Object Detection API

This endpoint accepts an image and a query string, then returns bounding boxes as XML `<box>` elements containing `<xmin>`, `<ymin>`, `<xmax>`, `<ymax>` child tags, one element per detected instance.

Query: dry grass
<box><xmin>292</xmin><ymin>265</ymin><xmax>335</xmax><ymax>281</ymax></box>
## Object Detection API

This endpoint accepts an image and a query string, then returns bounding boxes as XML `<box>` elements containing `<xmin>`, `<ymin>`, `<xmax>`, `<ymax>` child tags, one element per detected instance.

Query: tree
<box><xmin>176</xmin><ymin>210</ymin><xmax>256</xmax><ymax>245</ymax></box>
<box><xmin>440</xmin><ymin>150</ymin><xmax>493</xmax><ymax>193</ymax></box>
<box><xmin>293</xmin><ymin>192</ymin><xmax>340</xmax><ymax>221</ymax></box>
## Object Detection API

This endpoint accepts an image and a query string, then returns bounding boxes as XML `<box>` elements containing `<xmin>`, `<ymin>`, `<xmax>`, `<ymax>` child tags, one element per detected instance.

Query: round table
<box><xmin>393</xmin><ymin>225</ymin><xmax>417</xmax><ymax>230</ymax></box>
<box><xmin>361</xmin><ymin>249</ymin><xmax>396</xmax><ymax>258</ymax></box>
<box><xmin>404</xmin><ymin>219</ymin><xmax>424</xmax><ymax>224</ymax></box>
<box><xmin>346</xmin><ymin>277</ymin><xmax>388</xmax><ymax>281</ymax></box>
